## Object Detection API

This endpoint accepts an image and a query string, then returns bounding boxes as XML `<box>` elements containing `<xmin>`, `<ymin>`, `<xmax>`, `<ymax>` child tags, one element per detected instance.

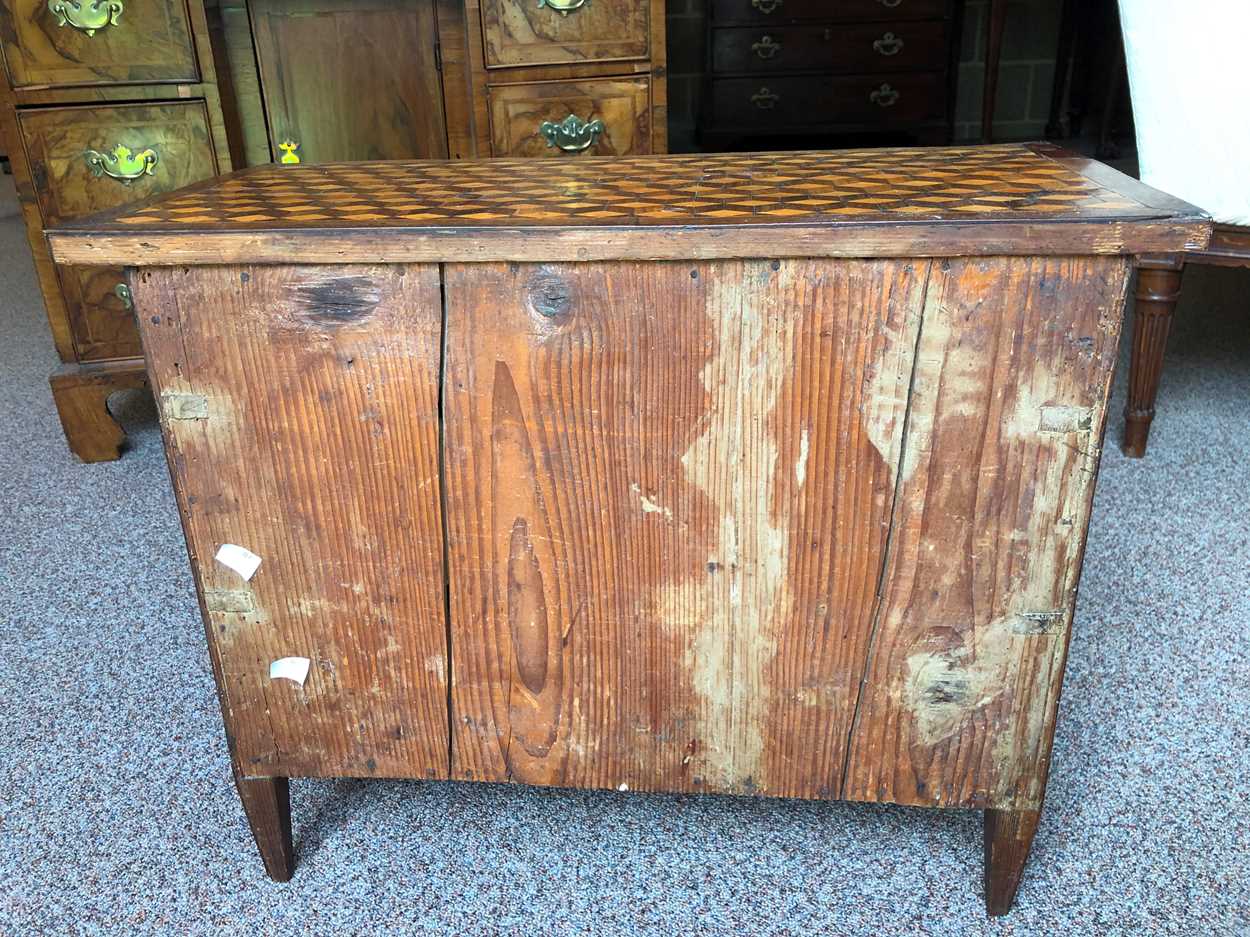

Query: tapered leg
<box><xmin>1122</xmin><ymin>257</ymin><xmax>1185</xmax><ymax>457</ymax></box>
<box><xmin>983</xmin><ymin>808</ymin><xmax>1040</xmax><ymax>916</ymax></box>
<box><xmin>48</xmin><ymin>360</ymin><xmax>148</xmax><ymax>463</ymax></box>
<box><xmin>233</xmin><ymin>768</ymin><xmax>295</xmax><ymax>882</ymax></box>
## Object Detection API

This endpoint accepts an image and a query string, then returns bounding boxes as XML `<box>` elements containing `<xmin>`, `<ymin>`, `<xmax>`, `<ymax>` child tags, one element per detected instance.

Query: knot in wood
<box><xmin>526</xmin><ymin>273</ymin><xmax>573</xmax><ymax>319</ymax></box>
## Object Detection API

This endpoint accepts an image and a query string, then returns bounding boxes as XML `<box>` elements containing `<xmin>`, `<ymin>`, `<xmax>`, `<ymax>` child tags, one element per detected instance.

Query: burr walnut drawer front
<box><xmin>488</xmin><ymin>78</ymin><xmax>652</xmax><ymax>157</ymax></box>
<box><xmin>19</xmin><ymin>101</ymin><xmax>218</xmax><ymax>360</ymax></box>
<box><xmin>479</xmin><ymin>0</ymin><xmax>649</xmax><ymax>68</ymax></box>
<box><xmin>0</xmin><ymin>0</ymin><xmax>199</xmax><ymax>88</ymax></box>
<box><xmin>709</xmin><ymin>0</ymin><xmax>948</xmax><ymax>26</ymax></box>
<box><xmin>711</xmin><ymin>21</ymin><xmax>948</xmax><ymax>75</ymax></box>
<box><xmin>709</xmin><ymin>72</ymin><xmax>944</xmax><ymax>126</ymax></box>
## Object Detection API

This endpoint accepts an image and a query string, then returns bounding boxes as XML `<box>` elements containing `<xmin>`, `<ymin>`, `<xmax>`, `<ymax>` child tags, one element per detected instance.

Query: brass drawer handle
<box><xmin>869</xmin><ymin>83</ymin><xmax>899</xmax><ymax>108</ymax></box>
<box><xmin>751</xmin><ymin>87</ymin><xmax>780</xmax><ymax>109</ymax></box>
<box><xmin>84</xmin><ymin>143</ymin><xmax>157</xmax><ymax>182</ymax></box>
<box><xmin>539</xmin><ymin>114</ymin><xmax>605</xmax><ymax>152</ymax></box>
<box><xmin>538</xmin><ymin>0</ymin><xmax>587</xmax><ymax>15</ymax></box>
<box><xmin>873</xmin><ymin>32</ymin><xmax>904</xmax><ymax>56</ymax></box>
<box><xmin>752</xmin><ymin>35</ymin><xmax>781</xmax><ymax>59</ymax></box>
<box><xmin>876</xmin><ymin>0</ymin><xmax>902</xmax><ymax>7</ymax></box>
<box><xmin>114</xmin><ymin>282</ymin><xmax>133</xmax><ymax>310</ymax></box>
<box><xmin>751</xmin><ymin>0</ymin><xmax>782</xmax><ymax>14</ymax></box>
<box><xmin>48</xmin><ymin>0</ymin><xmax>123</xmax><ymax>36</ymax></box>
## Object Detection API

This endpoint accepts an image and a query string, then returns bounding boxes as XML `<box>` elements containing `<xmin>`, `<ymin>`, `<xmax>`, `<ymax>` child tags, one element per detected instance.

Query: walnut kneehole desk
<box><xmin>47</xmin><ymin>144</ymin><xmax>1209</xmax><ymax>916</ymax></box>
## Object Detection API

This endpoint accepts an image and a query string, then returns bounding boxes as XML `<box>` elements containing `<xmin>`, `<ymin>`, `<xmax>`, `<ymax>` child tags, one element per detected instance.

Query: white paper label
<box><xmin>269</xmin><ymin>657</ymin><xmax>311</xmax><ymax>687</ymax></box>
<box><xmin>215</xmin><ymin>543</ymin><xmax>262</xmax><ymax>581</ymax></box>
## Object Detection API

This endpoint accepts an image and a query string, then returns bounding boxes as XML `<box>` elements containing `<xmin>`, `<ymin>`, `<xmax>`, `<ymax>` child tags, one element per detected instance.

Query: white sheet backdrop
<box><xmin>1120</xmin><ymin>0</ymin><xmax>1250</xmax><ymax>225</ymax></box>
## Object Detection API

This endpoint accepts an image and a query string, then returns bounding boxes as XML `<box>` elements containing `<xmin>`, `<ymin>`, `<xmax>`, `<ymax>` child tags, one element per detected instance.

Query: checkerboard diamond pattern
<box><xmin>93</xmin><ymin>145</ymin><xmax>1148</xmax><ymax>231</ymax></box>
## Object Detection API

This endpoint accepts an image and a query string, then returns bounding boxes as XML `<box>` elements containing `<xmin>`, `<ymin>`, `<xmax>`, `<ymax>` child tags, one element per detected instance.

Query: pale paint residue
<box><xmin>861</xmin><ymin>269</ymin><xmax>928</xmax><ymax>488</ymax></box>
<box><xmin>794</xmin><ymin>429</ymin><xmax>809</xmax><ymax>487</ymax></box>
<box><xmin>904</xmin><ymin>615</ymin><xmax>1018</xmax><ymax>746</ymax></box>
<box><xmin>661</xmin><ymin>268</ymin><xmax>796</xmax><ymax>792</ymax></box>
<box><xmin>630</xmin><ymin>482</ymin><xmax>673</xmax><ymax>519</ymax></box>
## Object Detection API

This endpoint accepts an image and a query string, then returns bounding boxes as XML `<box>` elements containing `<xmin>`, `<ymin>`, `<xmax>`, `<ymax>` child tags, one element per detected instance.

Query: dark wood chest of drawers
<box><xmin>700</xmin><ymin>0</ymin><xmax>963</xmax><ymax>147</ymax></box>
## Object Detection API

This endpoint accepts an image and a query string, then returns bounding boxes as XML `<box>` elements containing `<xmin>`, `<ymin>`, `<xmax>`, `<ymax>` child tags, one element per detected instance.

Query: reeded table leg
<box><xmin>233</xmin><ymin>768</ymin><xmax>294</xmax><ymax>882</ymax></box>
<box><xmin>1123</xmin><ymin>257</ymin><xmax>1185</xmax><ymax>458</ymax></box>
<box><xmin>983</xmin><ymin>807</ymin><xmax>1040</xmax><ymax>916</ymax></box>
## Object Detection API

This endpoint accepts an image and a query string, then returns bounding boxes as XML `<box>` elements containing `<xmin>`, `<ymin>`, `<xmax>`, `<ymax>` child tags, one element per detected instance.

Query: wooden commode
<box><xmin>46</xmin><ymin>144</ymin><xmax>1209</xmax><ymax>916</ymax></box>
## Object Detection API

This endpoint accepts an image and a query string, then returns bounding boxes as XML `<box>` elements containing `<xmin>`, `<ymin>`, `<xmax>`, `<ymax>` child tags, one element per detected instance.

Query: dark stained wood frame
<box><xmin>1123</xmin><ymin>224</ymin><xmax>1250</xmax><ymax>456</ymax></box>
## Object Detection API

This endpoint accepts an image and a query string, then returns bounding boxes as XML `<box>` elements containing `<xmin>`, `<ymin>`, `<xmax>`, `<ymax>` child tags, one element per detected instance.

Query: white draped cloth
<box><xmin>1120</xmin><ymin>0</ymin><xmax>1250</xmax><ymax>225</ymax></box>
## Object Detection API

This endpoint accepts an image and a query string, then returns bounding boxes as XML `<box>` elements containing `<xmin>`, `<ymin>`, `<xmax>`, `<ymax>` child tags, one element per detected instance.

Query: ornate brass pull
<box><xmin>876</xmin><ymin>0</ymin><xmax>902</xmax><ymax>7</ymax></box>
<box><xmin>869</xmin><ymin>84</ymin><xmax>900</xmax><ymax>107</ymax></box>
<box><xmin>873</xmin><ymin>32</ymin><xmax>904</xmax><ymax>56</ymax></box>
<box><xmin>48</xmin><ymin>0</ymin><xmax>123</xmax><ymax>36</ymax></box>
<box><xmin>751</xmin><ymin>87</ymin><xmax>780</xmax><ymax>110</ymax></box>
<box><xmin>752</xmin><ymin>35</ymin><xmax>781</xmax><ymax>59</ymax></box>
<box><xmin>84</xmin><ymin>144</ymin><xmax>157</xmax><ymax>182</ymax></box>
<box><xmin>278</xmin><ymin>140</ymin><xmax>301</xmax><ymax>164</ymax></box>
<box><xmin>539</xmin><ymin>114</ymin><xmax>605</xmax><ymax>152</ymax></box>
<box><xmin>751</xmin><ymin>0</ymin><xmax>782</xmax><ymax>14</ymax></box>
<box><xmin>113</xmin><ymin>282</ymin><xmax>133</xmax><ymax>310</ymax></box>
<box><xmin>538</xmin><ymin>0</ymin><xmax>586</xmax><ymax>14</ymax></box>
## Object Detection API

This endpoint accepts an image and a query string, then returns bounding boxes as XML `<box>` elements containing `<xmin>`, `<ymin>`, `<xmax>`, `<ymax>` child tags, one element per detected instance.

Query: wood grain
<box><xmin>842</xmin><ymin>255</ymin><xmax>1131</xmax><ymax>810</ymax></box>
<box><xmin>249</xmin><ymin>0</ymin><xmax>448</xmax><ymax>164</ymax></box>
<box><xmin>131</xmin><ymin>263</ymin><xmax>450</xmax><ymax>779</ymax></box>
<box><xmin>0</xmin><ymin>0</ymin><xmax>199</xmax><ymax>88</ymax></box>
<box><xmin>60</xmin><ymin>263</ymin><xmax>142</xmax><ymax>361</ymax></box>
<box><xmin>480</xmin><ymin>0</ymin><xmax>649</xmax><ymax>68</ymax></box>
<box><xmin>488</xmin><ymin>77</ymin><xmax>651</xmax><ymax>157</ymax></box>
<box><xmin>48</xmin><ymin>358</ymin><xmax>148</xmax><ymax>461</ymax></box>
<box><xmin>18</xmin><ymin>100</ymin><xmax>218</xmax><ymax>224</ymax></box>
<box><xmin>443</xmin><ymin>258</ymin><xmax>925</xmax><ymax>796</ymax></box>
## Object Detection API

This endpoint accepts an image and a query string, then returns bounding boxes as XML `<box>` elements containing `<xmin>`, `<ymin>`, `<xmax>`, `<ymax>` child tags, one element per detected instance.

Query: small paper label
<box><xmin>270</xmin><ymin>657</ymin><xmax>311</xmax><ymax>687</ymax></box>
<box><xmin>215</xmin><ymin>543</ymin><xmax>262</xmax><ymax>581</ymax></box>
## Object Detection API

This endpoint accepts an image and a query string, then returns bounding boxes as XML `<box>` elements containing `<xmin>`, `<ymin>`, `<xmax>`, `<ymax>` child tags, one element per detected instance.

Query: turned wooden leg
<box><xmin>233</xmin><ymin>768</ymin><xmax>295</xmax><ymax>882</ymax></box>
<box><xmin>983</xmin><ymin>808</ymin><xmax>1040</xmax><ymax>916</ymax></box>
<box><xmin>1123</xmin><ymin>257</ymin><xmax>1185</xmax><ymax>458</ymax></box>
<box><xmin>48</xmin><ymin>359</ymin><xmax>148</xmax><ymax>463</ymax></box>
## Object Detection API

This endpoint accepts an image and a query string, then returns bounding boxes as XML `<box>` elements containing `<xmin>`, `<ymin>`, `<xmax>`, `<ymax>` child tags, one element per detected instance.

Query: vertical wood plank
<box><xmin>444</xmin><ymin>259</ymin><xmax>926</xmax><ymax>797</ymax></box>
<box><xmin>842</xmin><ymin>256</ymin><xmax>1130</xmax><ymax>810</ymax></box>
<box><xmin>132</xmin><ymin>264</ymin><xmax>449</xmax><ymax>779</ymax></box>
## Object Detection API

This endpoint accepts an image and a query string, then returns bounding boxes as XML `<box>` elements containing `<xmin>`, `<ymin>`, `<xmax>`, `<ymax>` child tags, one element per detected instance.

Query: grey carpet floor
<box><xmin>0</xmin><ymin>172</ymin><xmax>1247</xmax><ymax>937</ymax></box>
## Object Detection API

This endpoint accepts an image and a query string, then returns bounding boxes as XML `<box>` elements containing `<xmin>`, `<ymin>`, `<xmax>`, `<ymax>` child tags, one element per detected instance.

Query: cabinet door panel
<box><xmin>0</xmin><ymin>0</ymin><xmax>198</xmax><ymax>88</ymax></box>
<box><xmin>480</xmin><ymin>0</ymin><xmax>648</xmax><ymax>68</ymax></box>
<box><xmin>443</xmin><ymin>259</ymin><xmax>924</xmax><ymax>797</ymax></box>
<box><xmin>131</xmin><ymin>263</ymin><xmax>450</xmax><ymax>779</ymax></box>
<box><xmin>489</xmin><ymin>78</ymin><xmax>650</xmax><ymax>157</ymax></box>
<box><xmin>250</xmin><ymin>0</ymin><xmax>447</xmax><ymax>164</ymax></box>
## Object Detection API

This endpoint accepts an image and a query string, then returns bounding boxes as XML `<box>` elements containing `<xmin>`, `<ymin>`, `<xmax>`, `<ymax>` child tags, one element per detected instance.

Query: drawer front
<box><xmin>480</xmin><ymin>0</ymin><xmax>649</xmax><ymax>68</ymax></box>
<box><xmin>489</xmin><ymin>78</ymin><xmax>651</xmax><ymax>157</ymax></box>
<box><xmin>19</xmin><ymin>101</ymin><xmax>218</xmax><ymax>361</ymax></box>
<box><xmin>0</xmin><ymin>0</ymin><xmax>199</xmax><ymax>88</ymax></box>
<box><xmin>60</xmin><ymin>264</ymin><xmax>142</xmax><ymax>361</ymax></box>
<box><xmin>710</xmin><ymin>0</ymin><xmax>948</xmax><ymax>26</ymax></box>
<box><xmin>712</xmin><ymin>21</ymin><xmax>948</xmax><ymax>75</ymax></box>
<box><xmin>709</xmin><ymin>72</ymin><xmax>944</xmax><ymax>127</ymax></box>
<box><xmin>18</xmin><ymin>101</ymin><xmax>218</xmax><ymax>224</ymax></box>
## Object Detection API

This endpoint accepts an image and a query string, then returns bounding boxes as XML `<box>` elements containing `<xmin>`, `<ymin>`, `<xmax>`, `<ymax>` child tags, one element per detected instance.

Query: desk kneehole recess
<box><xmin>46</xmin><ymin>143</ymin><xmax>1209</xmax><ymax>917</ymax></box>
